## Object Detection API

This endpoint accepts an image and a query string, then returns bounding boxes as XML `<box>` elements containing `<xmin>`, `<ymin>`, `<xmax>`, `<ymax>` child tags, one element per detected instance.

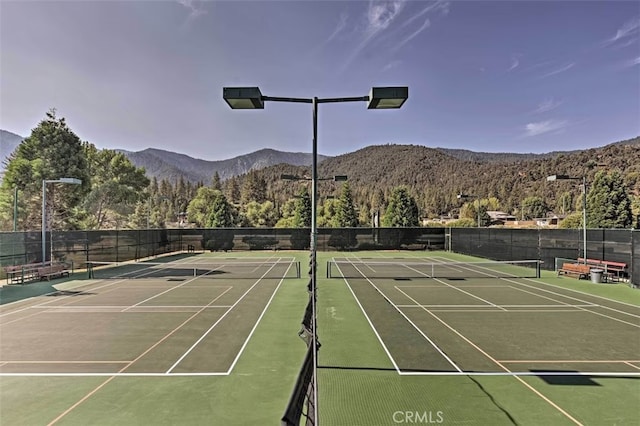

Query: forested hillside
<box><xmin>226</xmin><ymin>138</ymin><xmax>640</xmax><ymax>218</ymax></box>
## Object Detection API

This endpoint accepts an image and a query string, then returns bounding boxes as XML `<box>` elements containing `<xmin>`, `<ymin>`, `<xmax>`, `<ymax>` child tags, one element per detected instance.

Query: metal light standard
<box><xmin>457</xmin><ymin>193</ymin><xmax>481</xmax><ymax>227</ymax></box>
<box><xmin>224</xmin><ymin>86</ymin><xmax>407</xmax><ymax>424</ymax></box>
<box><xmin>547</xmin><ymin>174</ymin><xmax>587</xmax><ymax>263</ymax></box>
<box><xmin>42</xmin><ymin>178</ymin><xmax>82</xmax><ymax>264</ymax></box>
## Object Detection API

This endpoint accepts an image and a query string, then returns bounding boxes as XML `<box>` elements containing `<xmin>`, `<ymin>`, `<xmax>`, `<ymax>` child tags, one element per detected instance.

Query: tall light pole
<box><xmin>547</xmin><ymin>174</ymin><xmax>587</xmax><ymax>263</ymax></box>
<box><xmin>42</xmin><ymin>178</ymin><xmax>82</xmax><ymax>264</ymax></box>
<box><xmin>457</xmin><ymin>193</ymin><xmax>481</xmax><ymax>227</ymax></box>
<box><xmin>224</xmin><ymin>86</ymin><xmax>407</xmax><ymax>425</ymax></box>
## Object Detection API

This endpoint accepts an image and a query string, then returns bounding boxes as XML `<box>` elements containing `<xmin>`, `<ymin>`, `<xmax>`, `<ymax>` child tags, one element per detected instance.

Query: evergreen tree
<box><xmin>240</xmin><ymin>171</ymin><xmax>267</xmax><ymax>205</ymax></box>
<box><xmin>223</xmin><ymin>178</ymin><xmax>241</xmax><ymax>204</ymax></box>
<box><xmin>0</xmin><ymin>110</ymin><xmax>90</xmax><ymax>230</ymax></box>
<box><xmin>334</xmin><ymin>182</ymin><xmax>358</xmax><ymax>227</ymax></box>
<box><xmin>293</xmin><ymin>187</ymin><xmax>311</xmax><ymax>227</ymax></box>
<box><xmin>211</xmin><ymin>172</ymin><xmax>222</xmax><ymax>190</ymax></box>
<box><xmin>382</xmin><ymin>187</ymin><xmax>419</xmax><ymax>227</ymax></box>
<box><xmin>208</xmin><ymin>191</ymin><xmax>234</xmax><ymax>227</ymax></box>
<box><xmin>586</xmin><ymin>170</ymin><xmax>633</xmax><ymax>228</ymax></box>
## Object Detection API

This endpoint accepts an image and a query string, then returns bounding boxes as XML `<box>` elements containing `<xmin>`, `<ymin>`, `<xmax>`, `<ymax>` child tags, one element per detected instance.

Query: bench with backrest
<box><xmin>577</xmin><ymin>258</ymin><xmax>628</xmax><ymax>280</ymax></box>
<box><xmin>3</xmin><ymin>262</ymin><xmax>50</xmax><ymax>284</ymax></box>
<box><xmin>557</xmin><ymin>262</ymin><xmax>592</xmax><ymax>279</ymax></box>
<box><xmin>37</xmin><ymin>263</ymin><xmax>70</xmax><ymax>281</ymax></box>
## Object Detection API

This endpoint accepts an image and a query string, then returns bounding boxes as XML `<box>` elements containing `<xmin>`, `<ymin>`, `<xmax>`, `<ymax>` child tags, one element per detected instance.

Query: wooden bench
<box><xmin>557</xmin><ymin>263</ymin><xmax>591</xmax><ymax>279</ymax></box>
<box><xmin>577</xmin><ymin>258</ymin><xmax>627</xmax><ymax>281</ymax></box>
<box><xmin>4</xmin><ymin>262</ymin><xmax>50</xmax><ymax>284</ymax></box>
<box><xmin>37</xmin><ymin>264</ymin><xmax>69</xmax><ymax>281</ymax></box>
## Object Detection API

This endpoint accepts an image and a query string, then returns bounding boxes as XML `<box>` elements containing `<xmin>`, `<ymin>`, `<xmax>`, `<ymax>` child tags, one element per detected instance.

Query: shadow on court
<box><xmin>0</xmin><ymin>281</ymin><xmax>59</xmax><ymax>305</ymax></box>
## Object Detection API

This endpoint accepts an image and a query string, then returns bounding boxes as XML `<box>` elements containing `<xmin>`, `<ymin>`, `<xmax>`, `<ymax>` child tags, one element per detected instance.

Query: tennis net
<box><xmin>327</xmin><ymin>259</ymin><xmax>541</xmax><ymax>279</ymax></box>
<box><xmin>88</xmin><ymin>259</ymin><xmax>300</xmax><ymax>280</ymax></box>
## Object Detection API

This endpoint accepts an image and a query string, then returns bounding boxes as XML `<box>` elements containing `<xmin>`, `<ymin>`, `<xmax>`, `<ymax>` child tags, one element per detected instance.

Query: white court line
<box><xmin>341</xmin><ymin>260</ymin><xmax>462</xmax><ymax>373</ymax></box>
<box><xmin>430</xmin><ymin>255</ymin><xmax>640</xmax><ymax>313</ymax></box>
<box><xmin>0</xmin><ymin>360</ymin><xmax>131</xmax><ymax>364</ymax></box>
<box><xmin>624</xmin><ymin>362</ymin><xmax>640</xmax><ymax>370</ymax></box>
<box><xmin>1</xmin><ymin>371</ymin><xmax>638</xmax><ymax>378</ymax></box>
<box><xmin>393</xmin><ymin>285</ymin><xmax>584</xmax><ymax>425</ymax></box>
<box><xmin>396</xmin><ymin>304</ymin><xmax>598</xmax><ymax>308</ymax></box>
<box><xmin>426</xmin><ymin>309</ymin><xmax>585</xmax><ymax>313</ymax></box>
<box><xmin>43</xmin><ymin>284</ymin><xmax>234</xmax><ymax>426</ymax></box>
<box><xmin>498</xmin><ymin>359</ymin><xmax>640</xmax><ymax>363</ymax></box>
<box><xmin>398</xmin><ymin>265</ymin><xmax>508</xmax><ymax>311</ymax></box>
<box><xmin>225</xmin><ymin>263</ymin><xmax>292</xmax><ymax>373</ymax></box>
<box><xmin>429</xmin><ymin>256</ymin><xmax>640</xmax><ymax>327</ymax></box>
<box><xmin>166</xmin><ymin>262</ymin><xmax>282</xmax><ymax>374</ymax></box>
<box><xmin>339</xmin><ymin>268</ymin><xmax>402</xmax><ymax>374</ymax></box>
<box><xmin>121</xmin><ymin>266</ymin><xmax>226</xmax><ymax>312</ymax></box>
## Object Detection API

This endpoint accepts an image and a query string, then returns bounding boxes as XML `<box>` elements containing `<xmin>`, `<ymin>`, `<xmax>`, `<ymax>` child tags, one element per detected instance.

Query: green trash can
<box><xmin>590</xmin><ymin>269</ymin><xmax>604</xmax><ymax>284</ymax></box>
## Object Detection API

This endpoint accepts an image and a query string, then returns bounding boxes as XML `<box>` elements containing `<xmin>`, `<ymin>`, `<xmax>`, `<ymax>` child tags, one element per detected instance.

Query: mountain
<box><xmin>245</xmin><ymin>137</ymin><xmax>640</xmax><ymax>217</ymax></box>
<box><xmin>0</xmin><ymin>130</ymin><xmax>24</xmax><ymax>166</ymax></box>
<box><xmin>118</xmin><ymin>147</ymin><xmax>329</xmax><ymax>183</ymax></box>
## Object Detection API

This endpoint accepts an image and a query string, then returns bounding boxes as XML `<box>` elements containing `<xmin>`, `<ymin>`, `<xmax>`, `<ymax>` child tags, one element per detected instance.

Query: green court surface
<box><xmin>1</xmin><ymin>250</ymin><xmax>639</xmax><ymax>425</ymax></box>
<box><xmin>318</xmin><ymin>251</ymin><xmax>640</xmax><ymax>426</ymax></box>
<box><xmin>0</xmin><ymin>253</ymin><xmax>308</xmax><ymax>425</ymax></box>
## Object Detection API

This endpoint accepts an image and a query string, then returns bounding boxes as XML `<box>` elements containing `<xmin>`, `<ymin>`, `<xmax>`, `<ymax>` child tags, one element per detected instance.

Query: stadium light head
<box><xmin>333</xmin><ymin>175</ymin><xmax>348</xmax><ymax>182</ymax></box>
<box><xmin>223</xmin><ymin>87</ymin><xmax>264</xmax><ymax>109</ymax></box>
<box><xmin>58</xmin><ymin>178</ymin><xmax>82</xmax><ymax>185</ymax></box>
<box><xmin>281</xmin><ymin>174</ymin><xmax>303</xmax><ymax>181</ymax></box>
<box><xmin>367</xmin><ymin>86</ymin><xmax>408</xmax><ymax>109</ymax></box>
<box><xmin>457</xmin><ymin>193</ymin><xmax>475</xmax><ymax>200</ymax></box>
<box><xmin>546</xmin><ymin>174</ymin><xmax>578</xmax><ymax>181</ymax></box>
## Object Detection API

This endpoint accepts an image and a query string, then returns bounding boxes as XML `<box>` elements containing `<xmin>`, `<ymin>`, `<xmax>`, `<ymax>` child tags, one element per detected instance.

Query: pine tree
<box><xmin>382</xmin><ymin>187</ymin><xmax>419</xmax><ymax>227</ymax></box>
<box><xmin>335</xmin><ymin>182</ymin><xmax>358</xmax><ymax>227</ymax></box>
<box><xmin>0</xmin><ymin>110</ymin><xmax>90</xmax><ymax>230</ymax></box>
<box><xmin>293</xmin><ymin>187</ymin><xmax>311</xmax><ymax>227</ymax></box>
<box><xmin>211</xmin><ymin>172</ymin><xmax>222</xmax><ymax>190</ymax></box>
<box><xmin>208</xmin><ymin>192</ymin><xmax>234</xmax><ymax>227</ymax></box>
<box><xmin>240</xmin><ymin>171</ymin><xmax>267</xmax><ymax>205</ymax></box>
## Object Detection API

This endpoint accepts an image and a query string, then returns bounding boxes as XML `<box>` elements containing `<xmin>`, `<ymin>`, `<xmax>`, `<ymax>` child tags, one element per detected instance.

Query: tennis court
<box><xmin>0</xmin><ymin>253</ymin><xmax>307</xmax><ymax>424</ymax></box>
<box><xmin>319</xmin><ymin>252</ymin><xmax>640</xmax><ymax>425</ymax></box>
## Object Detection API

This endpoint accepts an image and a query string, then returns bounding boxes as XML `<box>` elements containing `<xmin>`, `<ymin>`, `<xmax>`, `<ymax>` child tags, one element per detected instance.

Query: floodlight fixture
<box><xmin>223</xmin><ymin>87</ymin><xmax>264</xmax><ymax>109</ymax></box>
<box><xmin>367</xmin><ymin>86</ymin><xmax>409</xmax><ymax>109</ymax></box>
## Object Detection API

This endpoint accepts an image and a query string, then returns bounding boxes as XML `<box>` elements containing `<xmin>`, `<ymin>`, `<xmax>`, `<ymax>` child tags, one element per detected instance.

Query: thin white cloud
<box><xmin>523</xmin><ymin>120</ymin><xmax>568</xmax><ymax>137</ymax></box>
<box><xmin>400</xmin><ymin>0</ymin><xmax>450</xmax><ymax>29</ymax></box>
<box><xmin>533</xmin><ymin>98</ymin><xmax>563</xmax><ymax>114</ymax></box>
<box><xmin>507</xmin><ymin>55</ymin><xmax>520</xmax><ymax>72</ymax></box>
<box><xmin>395</xmin><ymin>17</ymin><xmax>431</xmax><ymax>50</ymax></box>
<box><xmin>176</xmin><ymin>0</ymin><xmax>207</xmax><ymax>21</ymax></box>
<box><xmin>382</xmin><ymin>59</ymin><xmax>402</xmax><ymax>72</ymax></box>
<box><xmin>324</xmin><ymin>12</ymin><xmax>348</xmax><ymax>44</ymax></box>
<box><xmin>625</xmin><ymin>56</ymin><xmax>640</xmax><ymax>67</ymax></box>
<box><xmin>367</xmin><ymin>0</ymin><xmax>405</xmax><ymax>34</ymax></box>
<box><xmin>601</xmin><ymin>16</ymin><xmax>640</xmax><ymax>48</ymax></box>
<box><xmin>538</xmin><ymin>62</ymin><xmax>575</xmax><ymax>79</ymax></box>
<box><xmin>342</xmin><ymin>1</ymin><xmax>406</xmax><ymax>69</ymax></box>
<box><xmin>341</xmin><ymin>1</ymin><xmax>450</xmax><ymax>71</ymax></box>
<box><xmin>611</xmin><ymin>17</ymin><xmax>640</xmax><ymax>42</ymax></box>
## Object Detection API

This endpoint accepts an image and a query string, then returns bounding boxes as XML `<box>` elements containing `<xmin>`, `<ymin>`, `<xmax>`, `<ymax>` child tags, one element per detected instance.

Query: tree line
<box><xmin>0</xmin><ymin>112</ymin><xmax>637</xmax><ymax>232</ymax></box>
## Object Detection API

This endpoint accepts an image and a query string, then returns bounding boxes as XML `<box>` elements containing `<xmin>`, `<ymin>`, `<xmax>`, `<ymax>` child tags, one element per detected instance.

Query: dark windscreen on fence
<box><xmin>0</xmin><ymin>227</ymin><xmax>636</xmax><ymax>287</ymax></box>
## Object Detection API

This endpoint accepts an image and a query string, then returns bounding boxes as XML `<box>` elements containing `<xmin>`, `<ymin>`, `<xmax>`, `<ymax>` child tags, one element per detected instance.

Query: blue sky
<box><xmin>1</xmin><ymin>1</ymin><xmax>638</xmax><ymax>161</ymax></box>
